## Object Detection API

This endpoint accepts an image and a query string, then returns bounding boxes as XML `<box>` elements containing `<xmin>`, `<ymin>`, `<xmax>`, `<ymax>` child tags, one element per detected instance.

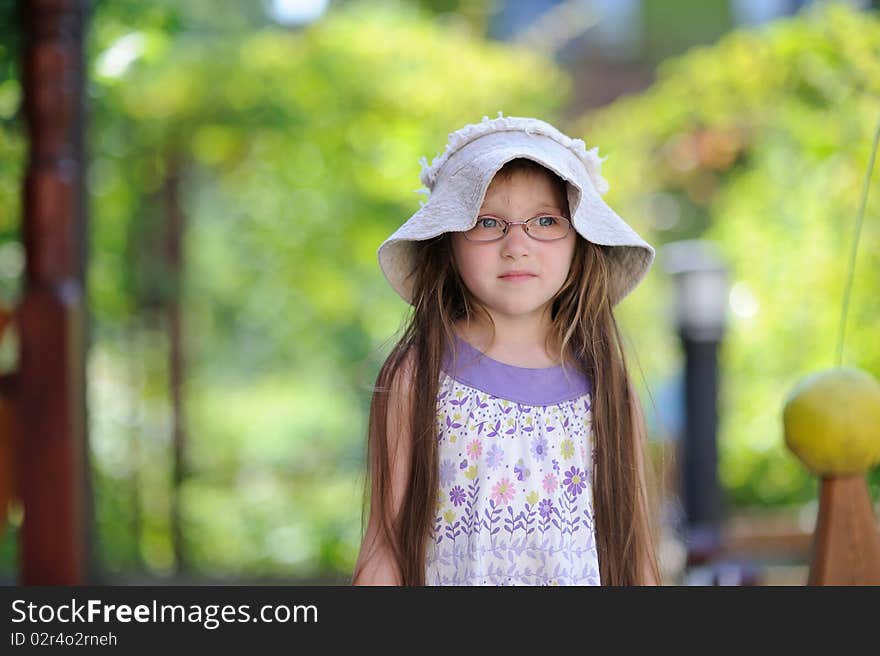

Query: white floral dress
<box><xmin>424</xmin><ymin>334</ymin><xmax>600</xmax><ymax>585</ymax></box>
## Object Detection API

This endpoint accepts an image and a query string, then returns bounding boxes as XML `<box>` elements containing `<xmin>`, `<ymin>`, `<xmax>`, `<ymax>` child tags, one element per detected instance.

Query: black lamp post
<box><xmin>662</xmin><ymin>240</ymin><xmax>728</xmax><ymax>574</ymax></box>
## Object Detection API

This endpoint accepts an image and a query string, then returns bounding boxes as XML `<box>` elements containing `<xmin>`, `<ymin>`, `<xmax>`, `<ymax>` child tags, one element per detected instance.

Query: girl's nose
<box><xmin>500</xmin><ymin>222</ymin><xmax>532</xmax><ymax>257</ymax></box>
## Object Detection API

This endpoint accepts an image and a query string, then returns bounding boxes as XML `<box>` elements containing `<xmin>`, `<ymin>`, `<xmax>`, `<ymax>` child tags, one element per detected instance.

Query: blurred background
<box><xmin>0</xmin><ymin>0</ymin><xmax>878</xmax><ymax>585</ymax></box>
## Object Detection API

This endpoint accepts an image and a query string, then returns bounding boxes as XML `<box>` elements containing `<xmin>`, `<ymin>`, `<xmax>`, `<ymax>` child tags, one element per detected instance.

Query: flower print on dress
<box><xmin>439</xmin><ymin>458</ymin><xmax>457</xmax><ymax>487</ymax></box>
<box><xmin>434</xmin><ymin>489</ymin><xmax>445</xmax><ymax>514</ymax></box>
<box><xmin>529</xmin><ymin>435</ymin><xmax>548</xmax><ymax>461</ymax></box>
<box><xmin>485</xmin><ymin>443</ymin><xmax>504</xmax><ymax>470</ymax></box>
<box><xmin>514</xmin><ymin>458</ymin><xmax>530</xmax><ymax>481</ymax></box>
<box><xmin>490</xmin><ymin>478</ymin><xmax>515</xmax><ymax>506</ymax></box>
<box><xmin>560</xmin><ymin>439</ymin><xmax>575</xmax><ymax>460</ymax></box>
<box><xmin>443</xmin><ymin>508</ymin><xmax>462</xmax><ymax>542</ymax></box>
<box><xmin>563</xmin><ymin>466</ymin><xmax>587</xmax><ymax>497</ymax></box>
<box><xmin>426</xmin><ymin>365</ymin><xmax>600</xmax><ymax>585</ymax></box>
<box><xmin>449</xmin><ymin>485</ymin><xmax>466</xmax><ymax>507</ymax></box>
<box><xmin>445</xmin><ymin>412</ymin><xmax>463</xmax><ymax>439</ymax></box>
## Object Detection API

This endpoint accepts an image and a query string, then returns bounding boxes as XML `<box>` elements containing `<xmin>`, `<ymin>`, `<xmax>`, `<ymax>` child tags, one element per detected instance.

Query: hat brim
<box><xmin>378</xmin><ymin>130</ymin><xmax>654</xmax><ymax>307</ymax></box>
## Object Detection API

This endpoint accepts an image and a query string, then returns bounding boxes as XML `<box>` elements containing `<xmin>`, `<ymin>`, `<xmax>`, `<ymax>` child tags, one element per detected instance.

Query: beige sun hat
<box><xmin>377</xmin><ymin>112</ymin><xmax>655</xmax><ymax>306</ymax></box>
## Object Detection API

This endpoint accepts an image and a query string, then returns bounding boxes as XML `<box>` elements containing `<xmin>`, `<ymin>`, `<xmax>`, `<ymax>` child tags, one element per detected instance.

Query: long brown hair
<box><xmin>354</xmin><ymin>158</ymin><xmax>662</xmax><ymax>585</ymax></box>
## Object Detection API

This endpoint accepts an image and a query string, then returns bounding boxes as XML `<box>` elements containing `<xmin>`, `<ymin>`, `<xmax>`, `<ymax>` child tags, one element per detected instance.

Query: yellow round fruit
<box><xmin>782</xmin><ymin>366</ymin><xmax>880</xmax><ymax>476</ymax></box>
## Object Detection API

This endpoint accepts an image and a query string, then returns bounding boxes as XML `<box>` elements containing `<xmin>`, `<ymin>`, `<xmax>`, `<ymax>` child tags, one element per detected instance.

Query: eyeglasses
<box><xmin>463</xmin><ymin>214</ymin><xmax>572</xmax><ymax>242</ymax></box>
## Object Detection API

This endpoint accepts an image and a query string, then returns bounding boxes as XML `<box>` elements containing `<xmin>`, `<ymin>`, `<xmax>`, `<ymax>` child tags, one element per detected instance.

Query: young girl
<box><xmin>352</xmin><ymin>113</ymin><xmax>660</xmax><ymax>586</ymax></box>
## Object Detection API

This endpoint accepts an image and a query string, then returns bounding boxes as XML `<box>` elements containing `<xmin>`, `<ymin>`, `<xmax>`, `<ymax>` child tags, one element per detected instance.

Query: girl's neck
<box><xmin>454</xmin><ymin>317</ymin><xmax>562</xmax><ymax>368</ymax></box>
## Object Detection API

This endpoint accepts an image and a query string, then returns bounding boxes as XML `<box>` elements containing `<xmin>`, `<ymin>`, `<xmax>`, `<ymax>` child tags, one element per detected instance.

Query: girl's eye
<box><xmin>477</xmin><ymin>217</ymin><xmax>498</xmax><ymax>228</ymax></box>
<box><xmin>537</xmin><ymin>216</ymin><xmax>557</xmax><ymax>227</ymax></box>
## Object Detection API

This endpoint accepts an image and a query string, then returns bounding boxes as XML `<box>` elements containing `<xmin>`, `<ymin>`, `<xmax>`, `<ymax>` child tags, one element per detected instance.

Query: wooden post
<box><xmin>17</xmin><ymin>0</ymin><xmax>89</xmax><ymax>584</ymax></box>
<box><xmin>163</xmin><ymin>155</ymin><xmax>188</xmax><ymax>574</ymax></box>
<box><xmin>808</xmin><ymin>475</ymin><xmax>880</xmax><ymax>585</ymax></box>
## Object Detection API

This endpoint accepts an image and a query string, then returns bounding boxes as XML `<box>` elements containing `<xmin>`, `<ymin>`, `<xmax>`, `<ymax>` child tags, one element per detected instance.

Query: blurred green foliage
<box><xmin>574</xmin><ymin>2</ymin><xmax>880</xmax><ymax>507</ymax></box>
<box><xmin>0</xmin><ymin>0</ymin><xmax>23</xmax><ymax>309</ymax></box>
<box><xmin>27</xmin><ymin>0</ymin><xmax>564</xmax><ymax>582</ymax></box>
<box><xmin>643</xmin><ymin>0</ymin><xmax>733</xmax><ymax>65</ymax></box>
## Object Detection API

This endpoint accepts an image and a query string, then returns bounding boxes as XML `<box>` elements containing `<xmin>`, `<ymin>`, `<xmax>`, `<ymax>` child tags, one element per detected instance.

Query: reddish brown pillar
<box><xmin>17</xmin><ymin>0</ymin><xmax>89</xmax><ymax>584</ymax></box>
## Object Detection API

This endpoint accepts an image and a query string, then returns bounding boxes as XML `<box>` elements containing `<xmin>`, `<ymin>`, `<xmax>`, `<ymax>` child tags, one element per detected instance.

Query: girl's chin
<box><xmin>484</xmin><ymin>302</ymin><xmax>552</xmax><ymax>318</ymax></box>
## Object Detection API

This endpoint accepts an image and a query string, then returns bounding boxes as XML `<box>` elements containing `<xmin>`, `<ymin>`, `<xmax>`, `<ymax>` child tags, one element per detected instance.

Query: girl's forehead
<box><xmin>482</xmin><ymin>169</ymin><xmax>566</xmax><ymax>207</ymax></box>
<box><xmin>489</xmin><ymin>166</ymin><xmax>553</xmax><ymax>183</ymax></box>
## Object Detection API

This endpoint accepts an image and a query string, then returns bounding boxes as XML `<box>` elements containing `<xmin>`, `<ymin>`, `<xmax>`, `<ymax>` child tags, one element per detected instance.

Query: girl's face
<box><xmin>451</xmin><ymin>168</ymin><xmax>576</xmax><ymax>326</ymax></box>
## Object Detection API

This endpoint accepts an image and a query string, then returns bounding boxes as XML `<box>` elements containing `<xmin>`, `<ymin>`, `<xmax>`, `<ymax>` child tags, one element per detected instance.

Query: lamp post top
<box><xmin>661</xmin><ymin>239</ymin><xmax>729</xmax><ymax>342</ymax></box>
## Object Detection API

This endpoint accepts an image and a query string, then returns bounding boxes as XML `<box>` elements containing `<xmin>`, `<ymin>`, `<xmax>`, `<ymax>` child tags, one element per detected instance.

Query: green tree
<box><xmin>85</xmin><ymin>0</ymin><xmax>570</xmax><ymax>580</ymax></box>
<box><xmin>571</xmin><ymin>2</ymin><xmax>880</xmax><ymax>507</ymax></box>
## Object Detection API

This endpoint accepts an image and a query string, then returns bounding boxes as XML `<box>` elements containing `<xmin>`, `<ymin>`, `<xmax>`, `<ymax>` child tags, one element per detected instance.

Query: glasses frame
<box><xmin>462</xmin><ymin>213</ymin><xmax>573</xmax><ymax>242</ymax></box>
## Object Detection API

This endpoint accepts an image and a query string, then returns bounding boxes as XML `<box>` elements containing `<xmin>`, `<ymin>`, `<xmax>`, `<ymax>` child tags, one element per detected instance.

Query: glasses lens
<box><xmin>528</xmin><ymin>216</ymin><xmax>570</xmax><ymax>240</ymax></box>
<box><xmin>466</xmin><ymin>217</ymin><xmax>506</xmax><ymax>241</ymax></box>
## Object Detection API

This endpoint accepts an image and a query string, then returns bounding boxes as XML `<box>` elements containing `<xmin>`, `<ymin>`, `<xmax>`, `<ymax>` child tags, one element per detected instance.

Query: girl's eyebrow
<box><xmin>479</xmin><ymin>204</ymin><xmax>564</xmax><ymax>215</ymax></box>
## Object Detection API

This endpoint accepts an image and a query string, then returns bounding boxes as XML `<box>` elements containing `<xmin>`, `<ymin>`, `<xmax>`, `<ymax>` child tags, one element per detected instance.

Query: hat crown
<box><xmin>417</xmin><ymin>112</ymin><xmax>609</xmax><ymax>197</ymax></box>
